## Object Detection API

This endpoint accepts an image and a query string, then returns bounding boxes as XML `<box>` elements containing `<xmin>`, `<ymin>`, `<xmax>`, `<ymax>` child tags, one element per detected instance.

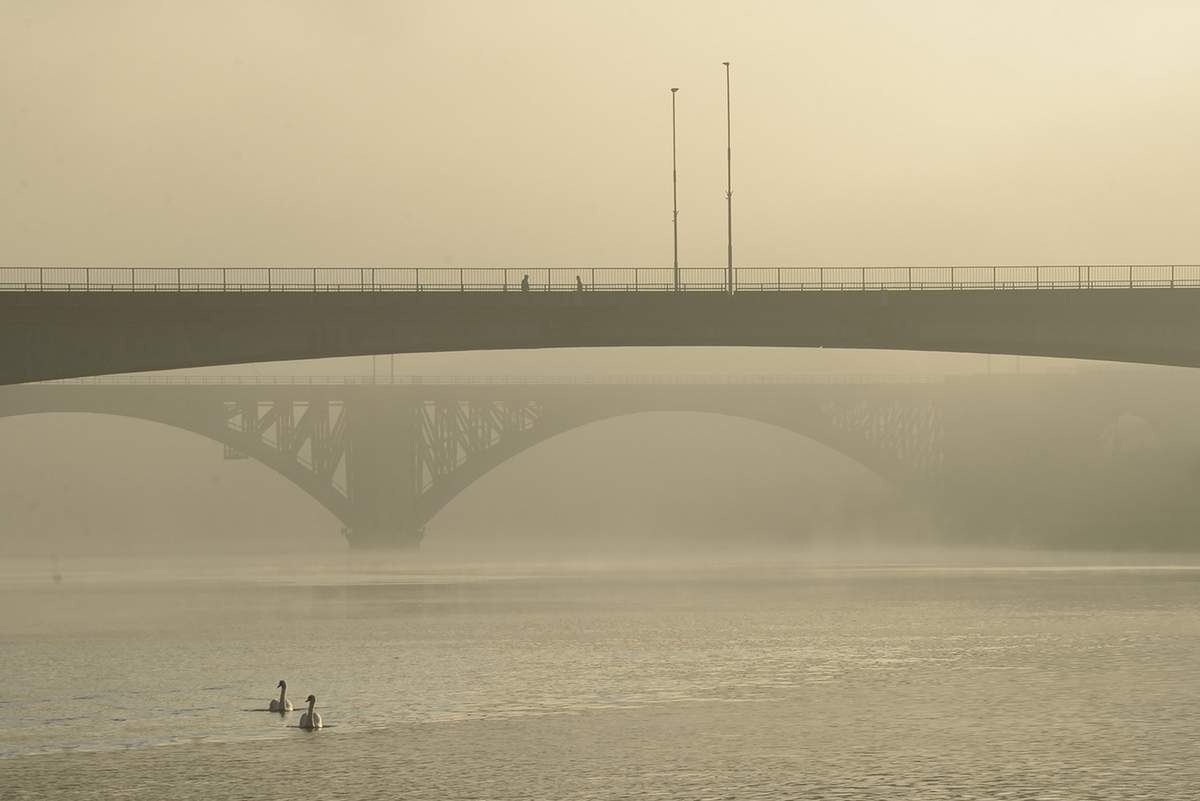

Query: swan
<box><xmin>268</xmin><ymin>680</ymin><xmax>293</xmax><ymax>712</ymax></box>
<box><xmin>298</xmin><ymin>694</ymin><xmax>323</xmax><ymax>730</ymax></box>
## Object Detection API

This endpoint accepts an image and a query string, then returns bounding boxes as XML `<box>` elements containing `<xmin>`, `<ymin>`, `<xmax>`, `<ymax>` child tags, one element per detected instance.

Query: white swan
<box><xmin>298</xmin><ymin>694</ymin><xmax>323</xmax><ymax>730</ymax></box>
<box><xmin>268</xmin><ymin>680</ymin><xmax>293</xmax><ymax>712</ymax></box>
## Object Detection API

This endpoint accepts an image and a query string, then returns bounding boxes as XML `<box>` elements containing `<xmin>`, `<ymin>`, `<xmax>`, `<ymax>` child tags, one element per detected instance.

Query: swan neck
<box><xmin>278</xmin><ymin>684</ymin><xmax>286</xmax><ymax>704</ymax></box>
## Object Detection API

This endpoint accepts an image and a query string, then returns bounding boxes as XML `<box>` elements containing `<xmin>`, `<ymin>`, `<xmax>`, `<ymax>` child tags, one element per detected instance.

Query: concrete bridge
<box><xmin>5</xmin><ymin>265</ymin><xmax>1200</xmax><ymax>386</ymax></box>
<box><xmin>4</xmin><ymin>370</ymin><xmax>1198</xmax><ymax>548</ymax></box>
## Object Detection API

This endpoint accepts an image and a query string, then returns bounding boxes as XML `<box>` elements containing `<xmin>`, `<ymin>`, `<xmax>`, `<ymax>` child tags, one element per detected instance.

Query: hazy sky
<box><xmin>4</xmin><ymin>2</ymin><xmax>1200</xmax><ymax>557</ymax></box>
<box><xmin>4</xmin><ymin>1</ymin><xmax>1200</xmax><ymax>268</ymax></box>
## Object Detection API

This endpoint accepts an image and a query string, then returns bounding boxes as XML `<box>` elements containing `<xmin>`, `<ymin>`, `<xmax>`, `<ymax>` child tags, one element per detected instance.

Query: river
<box><xmin>2</xmin><ymin>556</ymin><xmax>1198</xmax><ymax>799</ymax></box>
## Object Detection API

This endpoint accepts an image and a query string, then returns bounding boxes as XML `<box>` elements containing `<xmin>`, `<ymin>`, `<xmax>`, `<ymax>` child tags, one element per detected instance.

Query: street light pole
<box><xmin>671</xmin><ymin>87</ymin><xmax>680</xmax><ymax>292</ymax></box>
<box><xmin>723</xmin><ymin>61</ymin><xmax>733</xmax><ymax>294</ymax></box>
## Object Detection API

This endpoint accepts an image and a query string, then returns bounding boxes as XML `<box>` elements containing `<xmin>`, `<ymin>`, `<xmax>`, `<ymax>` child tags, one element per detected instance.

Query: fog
<box><xmin>0</xmin><ymin>347</ymin><xmax>932</xmax><ymax>558</ymax></box>
<box><xmin>4</xmin><ymin>1</ymin><xmax>1200</xmax><ymax>268</ymax></box>
<box><xmin>9</xmin><ymin>6</ymin><xmax>1200</xmax><ymax>798</ymax></box>
<box><xmin>4</xmin><ymin>347</ymin><xmax>1198</xmax><ymax>559</ymax></box>
<box><xmin>4</xmin><ymin>2</ymin><xmax>1200</xmax><ymax>559</ymax></box>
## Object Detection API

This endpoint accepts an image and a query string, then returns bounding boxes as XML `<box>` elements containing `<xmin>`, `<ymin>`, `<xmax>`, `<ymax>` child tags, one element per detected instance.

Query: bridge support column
<box><xmin>342</xmin><ymin>396</ymin><xmax>424</xmax><ymax>549</ymax></box>
<box><xmin>342</xmin><ymin>525</ymin><xmax>424</xmax><ymax>550</ymax></box>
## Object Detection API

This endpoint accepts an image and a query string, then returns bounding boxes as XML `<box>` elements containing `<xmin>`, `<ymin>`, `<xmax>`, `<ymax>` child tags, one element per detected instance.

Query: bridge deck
<box><xmin>5</xmin><ymin>272</ymin><xmax>1200</xmax><ymax>385</ymax></box>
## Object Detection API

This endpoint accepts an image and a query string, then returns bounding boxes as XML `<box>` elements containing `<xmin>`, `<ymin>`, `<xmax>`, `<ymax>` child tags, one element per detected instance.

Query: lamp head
<box><xmin>670</xmin><ymin>87</ymin><xmax>678</xmax><ymax>93</ymax></box>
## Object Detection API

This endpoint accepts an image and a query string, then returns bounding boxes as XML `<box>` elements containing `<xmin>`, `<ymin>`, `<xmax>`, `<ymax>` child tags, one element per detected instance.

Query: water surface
<box><xmin>3</xmin><ymin>558</ymin><xmax>1198</xmax><ymax>799</ymax></box>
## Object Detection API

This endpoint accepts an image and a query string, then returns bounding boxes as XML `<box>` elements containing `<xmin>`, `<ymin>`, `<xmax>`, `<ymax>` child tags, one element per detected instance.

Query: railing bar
<box><xmin>3</xmin><ymin>266</ymin><xmax>1198</xmax><ymax>293</ymax></box>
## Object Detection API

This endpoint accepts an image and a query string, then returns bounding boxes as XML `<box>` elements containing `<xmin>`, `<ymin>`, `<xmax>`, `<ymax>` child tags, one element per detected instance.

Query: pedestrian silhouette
<box><xmin>576</xmin><ymin>275</ymin><xmax>584</xmax><ymax>292</ymax></box>
<box><xmin>520</xmin><ymin>274</ymin><xmax>530</xmax><ymax>292</ymax></box>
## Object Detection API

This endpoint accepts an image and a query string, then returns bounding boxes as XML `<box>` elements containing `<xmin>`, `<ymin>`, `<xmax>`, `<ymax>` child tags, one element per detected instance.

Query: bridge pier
<box><xmin>342</xmin><ymin>396</ymin><xmax>425</xmax><ymax>549</ymax></box>
<box><xmin>342</xmin><ymin>525</ymin><xmax>424</xmax><ymax>550</ymax></box>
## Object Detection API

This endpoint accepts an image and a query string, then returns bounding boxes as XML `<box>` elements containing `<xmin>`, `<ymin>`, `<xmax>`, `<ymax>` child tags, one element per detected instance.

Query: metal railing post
<box><xmin>17</xmin><ymin>262</ymin><xmax>1187</xmax><ymax>296</ymax></box>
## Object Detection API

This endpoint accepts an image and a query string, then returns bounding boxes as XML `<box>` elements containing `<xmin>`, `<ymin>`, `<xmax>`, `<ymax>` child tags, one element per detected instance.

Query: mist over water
<box><xmin>4</xmin><ymin>554</ymin><xmax>1200</xmax><ymax>799</ymax></box>
<box><xmin>7</xmin><ymin>347</ymin><xmax>1198</xmax><ymax>559</ymax></box>
<box><xmin>7</xmin><ymin>0</ymin><xmax>1200</xmax><ymax>795</ymax></box>
<box><xmin>6</xmin><ymin>353</ymin><xmax>1200</xmax><ymax>799</ymax></box>
<box><xmin>4</xmin><ymin>349</ymin><xmax>1200</xmax><ymax>797</ymax></box>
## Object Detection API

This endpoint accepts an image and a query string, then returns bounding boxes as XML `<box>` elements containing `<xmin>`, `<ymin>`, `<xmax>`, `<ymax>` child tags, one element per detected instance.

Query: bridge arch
<box><xmin>418</xmin><ymin>408</ymin><xmax>912</xmax><ymax>540</ymax></box>
<box><xmin>413</xmin><ymin>394</ymin><xmax>943</xmax><ymax>543</ymax></box>
<box><xmin>0</xmin><ymin>405</ymin><xmax>351</xmax><ymax>529</ymax></box>
<box><xmin>0</xmin><ymin>383</ymin><xmax>945</xmax><ymax>548</ymax></box>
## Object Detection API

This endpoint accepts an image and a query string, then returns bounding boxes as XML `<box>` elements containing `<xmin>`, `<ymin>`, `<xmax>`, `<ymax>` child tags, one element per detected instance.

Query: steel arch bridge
<box><xmin>0</xmin><ymin>378</ymin><xmax>948</xmax><ymax>547</ymax></box>
<box><xmin>5</xmin><ymin>370</ymin><xmax>1199</xmax><ymax>548</ymax></box>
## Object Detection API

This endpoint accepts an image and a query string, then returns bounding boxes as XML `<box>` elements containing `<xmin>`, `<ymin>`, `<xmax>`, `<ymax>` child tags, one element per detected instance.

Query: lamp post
<box><xmin>671</xmin><ymin>87</ymin><xmax>680</xmax><ymax>292</ymax></box>
<box><xmin>722</xmin><ymin>61</ymin><xmax>733</xmax><ymax>294</ymax></box>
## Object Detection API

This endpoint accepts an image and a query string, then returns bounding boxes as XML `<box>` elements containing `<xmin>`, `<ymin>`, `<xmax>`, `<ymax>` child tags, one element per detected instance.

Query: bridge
<box><xmin>5</xmin><ymin>265</ymin><xmax>1200</xmax><ymax>386</ymax></box>
<box><xmin>4</xmin><ymin>370</ymin><xmax>1199</xmax><ymax>548</ymax></box>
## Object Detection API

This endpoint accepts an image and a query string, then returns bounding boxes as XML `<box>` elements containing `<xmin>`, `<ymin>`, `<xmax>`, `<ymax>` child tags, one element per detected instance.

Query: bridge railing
<box><xmin>3</xmin><ymin>265</ymin><xmax>1200</xmax><ymax>292</ymax></box>
<box><xmin>32</xmin><ymin>373</ymin><xmax>947</xmax><ymax>387</ymax></box>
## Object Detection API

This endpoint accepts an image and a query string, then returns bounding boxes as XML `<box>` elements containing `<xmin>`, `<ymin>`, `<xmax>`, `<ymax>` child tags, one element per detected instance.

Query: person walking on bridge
<box><xmin>520</xmin><ymin>274</ymin><xmax>530</xmax><ymax>292</ymax></box>
<box><xmin>575</xmin><ymin>275</ymin><xmax>584</xmax><ymax>292</ymax></box>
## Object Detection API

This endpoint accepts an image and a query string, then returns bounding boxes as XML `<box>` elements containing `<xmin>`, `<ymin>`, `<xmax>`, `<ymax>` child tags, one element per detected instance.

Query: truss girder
<box><xmin>222</xmin><ymin>395</ymin><xmax>348</xmax><ymax>496</ymax></box>
<box><xmin>219</xmin><ymin>390</ymin><xmax>941</xmax><ymax>538</ymax></box>
<box><xmin>415</xmin><ymin>399</ymin><xmax>543</xmax><ymax>493</ymax></box>
<box><xmin>821</xmin><ymin>397</ymin><xmax>945</xmax><ymax>479</ymax></box>
<box><xmin>0</xmin><ymin>383</ymin><xmax>955</xmax><ymax>546</ymax></box>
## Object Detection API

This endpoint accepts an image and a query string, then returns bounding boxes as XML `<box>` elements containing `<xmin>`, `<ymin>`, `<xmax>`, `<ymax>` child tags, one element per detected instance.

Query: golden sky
<box><xmin>3</xmin><ymin>1</ymin><xmax>1199</xmax><ymax>267</ymax></box>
